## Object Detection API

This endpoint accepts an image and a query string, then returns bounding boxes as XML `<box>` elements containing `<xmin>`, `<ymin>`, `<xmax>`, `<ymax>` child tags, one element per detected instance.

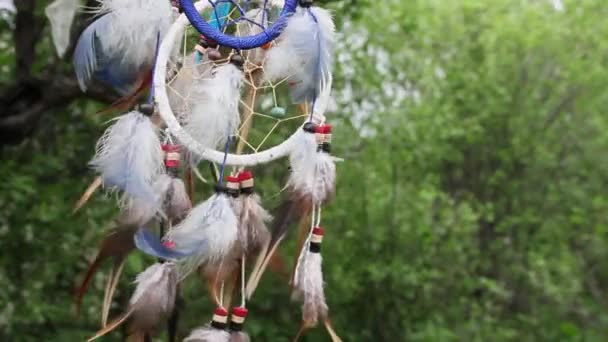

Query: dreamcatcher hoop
<box><xmin>154</xmin><ymin>0</ymin><xmax>333</xmax><ymax>167</ymax></box>
<box><xmin>180</xmin><ymin>0</ymin><xmax>298</xmax><ymax>50</ymax></box>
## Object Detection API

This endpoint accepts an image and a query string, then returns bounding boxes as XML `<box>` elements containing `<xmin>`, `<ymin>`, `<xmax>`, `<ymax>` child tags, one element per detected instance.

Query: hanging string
<box><xmin>308</xmin><ymin>97</ymin><xmax>317</xmax><ymax>122</ymax></box>
<box><xmin>241</xmin><ymin>254</ymin><xmax>246</xmax><ymax>308</ymax></box>
<box><xmin>219</xmin><ymin>280</ymin><xmax>225</xmax><ymax>308</ymax></box>
<box><xmin>218</xmin><ymin>135</ymin><xmax>233</xmax><ymax>184</ymax></box>
<box><xmin>292</xmin><ymin>201</ymin><xmax>316</xmax><ymax>285</ymax></box>
<box><xmin>147</xmin><ymin>31</ymin><xmax>161</xmax><ymax>104</ymax></box>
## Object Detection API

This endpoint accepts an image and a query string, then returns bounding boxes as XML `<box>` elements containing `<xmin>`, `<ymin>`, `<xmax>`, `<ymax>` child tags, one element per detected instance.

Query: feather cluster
<box><xmin>238</xmin><ymin>193</ymin><xmax>272</xmax><ymax>255</ymax></box>
<box><xmin>184</xmin><ymin>63</ymin><xmax>243</xmax><ymax>152</ymax></box>
<box><xmin>154</xmin><ymin>174</ymin><xmax>192</xmax><ymax>223</ymax></box>
<box><xmin>166</xmin><ymin>192</ymin><xmax>238</xmax><ymax>279</ymax></box>
<box><xmin>229</xmin><ymin>332</ymin><xmax>251</xmax><ymax>342</ymax></box>
<box><xmin>129</xmin><ymin>262</ymin><xmax>179</xmax><ymax>331</ymax></box>
<box><xmin>293</xmin><ymin>252</ymin><xmax>328</xmax><ymax>326</ymax></box>
<box><xmin>184</xmin><ymin>326</ymin><xmax>230</xmax><ymax>342</ymax></box>
<box><xmin>87</xmin><ymin>262</ymin><xmax>178</xmax><ymax>341</ymax></box>
<box><xmin>287</xmin><ymin>129</ymin><xmax>336</xmax><ymax>206</ymax></box>
<box><xmin>90</xmin><ymin>111</ymin><xmax>163</xmax><ymax>206</ymax></box>
<box><xmin>263</xmin><ymin>7</ymin><xmax>336</xmax><ymax>103</ymax></box>
<box><xmin>74</xmin><ymin>0</ymin><xmax>173</xmax><ymax>93</ymax></box>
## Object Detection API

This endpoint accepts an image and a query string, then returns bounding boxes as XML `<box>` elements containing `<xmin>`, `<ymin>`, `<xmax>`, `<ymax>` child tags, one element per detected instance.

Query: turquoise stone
<box><xmin>269</xmin><ymin>106</ymin><xmax>286</xmax><ymax>118</ymax></box>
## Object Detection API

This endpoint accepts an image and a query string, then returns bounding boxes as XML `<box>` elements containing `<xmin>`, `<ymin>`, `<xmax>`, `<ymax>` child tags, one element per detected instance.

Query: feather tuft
<box><xmin>287</xmin><ymin>129</ymin><xmax>336</xmax><ymax>206</ymax></box>
<box><xmin>239</xmin><ymin>194</ymin><xmax>272</xmax><ymax>255</ymax></box>
<box><xmin>263</xmin><ymin>7</ymin><xmax>335</xmax><ymax>103</ymax></box>
<box><xmin>184</xmin><ymin>326</ymin><xmax>230</xmax><ymax>342</ymax></box>
<box><xmin>154</xmin><ymin>174</ymin><xmax>192</xmax><ymax>222</ymax></box>
<box><xmin>90</xmin><ymin>110</ymin><xmax>163</xmax><ymax>206</ymax></box>
<box><xmin>229</xmin><ymin>332</ymin><xmax>251</xmax><ymax>342</ymax></box>
<box><xmin>164</xmin><ymin>193</ymin><xmax>238</xmax><ymax>279</ymax></box>
<box><xmin>74</xmin><ymin>0</ymin><xmax>172</xmax><ymax>93</ymax></box>
<box><xmin>129</xmin><ymin>262</ymin><xmax>178</xmax><ymax>331</ymax></box>
<box><xmin>183</xmin><ymin>63</ymin><xmax>243</xmax><ymax>153</ymax></box>
<box><xmin>293</xmin><ymin>252</ymin><xmax>327</xmax><ymax>326</ymax></box>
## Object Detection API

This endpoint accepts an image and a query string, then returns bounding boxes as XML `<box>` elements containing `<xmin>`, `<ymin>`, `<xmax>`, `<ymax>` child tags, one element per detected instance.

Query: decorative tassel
<box><xmin>73</xmin><ymin>0</ymin><xmax>173</xmax><ymax>94</ymax></box>
<box><xmin>184</xmin><ymin>307</ymin><xmax>231</xmax><ymax>342</ymax></box>
<box><xmin>75</xmin><ymin>225</ymin><xmax>136</xmax><ymax>316</ymax></box>
<box><xmin>158</xmin><ymin>144</ymin><xmax>192</xmax><ymax>222</ymax></box>
<box><xmin>87</xmin><ymin>262</ymin><xmax>178</xmax><ymax>341</ymax></box>
<box><xmin>201</xmin><ymin>175</ymin><xmax>241</xmax><ymax>288</ymax></box>
<box><xmin>263</xmin><ymin>6</ymin><xmax>336</xmax><ymax>103</ymax></box>
<box><xmin>89</xmin><ymin>110</ymin><xmax>163</xmax><ymax>206</ymax></box>
<box><xmin>229</xmin><ymin>307</ymin><xmax>250</xmax><ymax>342</ymax></box>
<box><xmin>135</xmin><ymin>178</ymin><xmax>239</xmax><ymax>279</ymax></box>
<box><xmin>293</xmin><ymin>227</ymin><xmax>327</xmax><ymax>327</ymax></box>
<box><xmin>287</xmin><ymin>122</ymin><xmax>336</xmax><ymax>209</ymax></box>
<box><xmin>184</xmin><ymin>56</ymin><xmax>244</xmax><ymax>152</ymax></box>
<box><xmin>237</xmin><ymin>170</ymin><xmax>272</xmax><ymax>255</ymax></box>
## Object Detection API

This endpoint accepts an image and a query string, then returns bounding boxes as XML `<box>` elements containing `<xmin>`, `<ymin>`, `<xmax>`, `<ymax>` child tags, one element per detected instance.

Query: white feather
<box><xmin>183</xmin><ymin>63</ymin><xmax>243</xmax><ymax>152</ymax></box>
<box><xmin>165</xmin><ymin>193</ymin><xmax>238</xmax><ymax>279</ymax></box>
<box><xmin>153</xmin><ymin>174</ymin><xmax>192</xmax><ymax>222</ymax></box>
<box><xmin>90</xmin><ymin>111</ymin><xmax>163</xmax><ymax>206</ymax></box>
<box><xmin>263</xmin><ymin>7</ymin><xmax>335</xmax><ymax>103</ymax></box>
<box><xmin>74</xmin><ymin>0</ymin><xmax>172</xmax><ymax>91</ymax></box>
<box><xmin>287</xmin><ymin>129</ymin><xmax>336</xmax><ymax>205</ymax></box>
<box><xmin>293</xmin><ymin>252</ymin><xmax>327</xmax><ymax>325</ymax></box>
<box><xmin>184</xmin><ymin>326</ymin><xmax>230</xmax><ymax>342</ymax></box>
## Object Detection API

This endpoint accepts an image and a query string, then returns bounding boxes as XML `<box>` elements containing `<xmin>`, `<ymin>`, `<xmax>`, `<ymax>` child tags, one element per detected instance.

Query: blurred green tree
<box><xmin>1</xmin><ymin>0</ymin><xmax>607</xmax><ymax>341</ymax></box>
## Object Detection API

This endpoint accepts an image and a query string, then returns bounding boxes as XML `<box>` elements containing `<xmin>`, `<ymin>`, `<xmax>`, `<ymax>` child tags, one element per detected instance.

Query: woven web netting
<box><xmin>165</xmin><ymin>0</ymin><xmax>306</xmax><ymax>160</ymax></box>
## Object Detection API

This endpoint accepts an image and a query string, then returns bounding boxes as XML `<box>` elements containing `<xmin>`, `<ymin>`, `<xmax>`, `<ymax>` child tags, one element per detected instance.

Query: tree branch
<box><xmin>14</xmin><ymin>0</ymin><xmax>44</xmax><ymax>79</ymax></box>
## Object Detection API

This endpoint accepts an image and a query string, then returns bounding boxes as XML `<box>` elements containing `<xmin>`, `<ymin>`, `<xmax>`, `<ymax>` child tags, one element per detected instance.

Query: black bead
<box><xmin>230</xmin><ymin>54</ymin><xmax>244</xmax><ymax>70</ymax></box>
<box><xmin>303</xmin><ymin>121</ymin><xmax>317</xmax><ymax>133</ymax></box>
<box><xmin>211</xmin><ymin>321</ymin><xmax>227</xmax><ymax>330</ymax></box>
<box><xmin>198</xmin><ymin>39</ymin><xmax>209</xmax><ymax>49</ymax></box>
<box><xmin>309</xmin><ymin>242</ymin><xmax>321</xmax><ymax>253</ymax></box>
<box><xmin>299</xmin><ymin>0</ymin><xmax>314</xmax><ymax>8</ymax></box>
<box><xmin>229</xmin><ymin>321</ymin><xmax>243</xmax><ymax>332</ymax></box>
<box><xmin>214</xmin><ymin>184</ymin><xmax>228</xmax><ymax>194</ymax></box>
<box><xmin>137</xmin><ymin>103</ymin><xmax>155</xmax><ymax>116</ymax></box>
<box><xmin>167</xmin><ymin>167</ymin><xmax>179</xmax><ymax>178</ymax></box>
<box><xmin>321</xmin><ymin>143</ymin><xmax>331</xmax><ymax>154</ymax></box>
<box><xmin>226</xmin><ymin>187</ymin><xmax>240</xmax><ymax>198</ymax></box>
<box><xmin>240</xmin><ymin>186</ymin><xmax>254</xmax><ymax>195</ymax></box>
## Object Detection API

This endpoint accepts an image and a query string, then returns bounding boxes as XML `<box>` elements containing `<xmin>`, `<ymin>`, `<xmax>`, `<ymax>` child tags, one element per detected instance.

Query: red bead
<box><xmin>165</xmin><ymin>160</ymin><xmax>180</xmax><ymax>168</ymax></box>
<box><xmin>162</xmin><ymin>240</ymin><xmax>176</xmax><ymax>249</ymax></box>
<box><xmin>323</xmin><ymin>124</ymin><xmax>333</xmax><ymax>134</ymax></box>
<box><xmin>214</xmin><ymin>307</ymin><xmax>229</xmax><ymax>316</ymax></box>
<box><xmin>161</xmin><ymin>144</ymin><xmax>181</xmax><ymax>152</ymax></box>
<box><xmin>226</xmin><ymin>176</ymin><xmax>240</xmax><ymax>183</ymax></box>
<box><xmin>238</xmin><ymin>170</ymin><xmax>253</xmax><ymax>181</ymax></box>
<box><xmin>313</xmin><ymin>227</ymin><xmax>325</xmax><ymax>236</ymax></box>
<box><xmin>232</xmin><ymin>307</ymin><xmax>248</xmax><ymax>317</ymax></box>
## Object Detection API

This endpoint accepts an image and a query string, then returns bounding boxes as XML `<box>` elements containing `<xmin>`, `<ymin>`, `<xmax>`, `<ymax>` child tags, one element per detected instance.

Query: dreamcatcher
<box><xmin>73</xmin><ymin>0</ymin><xmax>340</xmax><ymax>341</ymax></box>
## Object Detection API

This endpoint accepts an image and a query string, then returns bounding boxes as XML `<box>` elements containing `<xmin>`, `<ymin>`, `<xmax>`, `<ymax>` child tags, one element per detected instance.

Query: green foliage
<box><xmin>2</xmin><ymin>0</ymin><xmax>608</xmax><ymax>341</ymax></box>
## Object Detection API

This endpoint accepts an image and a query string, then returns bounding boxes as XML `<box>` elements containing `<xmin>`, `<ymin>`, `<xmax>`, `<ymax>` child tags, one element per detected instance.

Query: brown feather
<box><xmin>97</xmin><ymin>70</ymin><xmax>153</xmax><ymax>116</ymax></box>
<box><xmin>75</xmin><ymin>226</ymin><xmax>136</xmax><ymax>316</ymax></box>
<box><xmin>72</xmin><ymin>177</ymin><xmax>103</xmax><ymax>214</ymax></box>
<box><xmin>87</xmin><ymin>307</ymin><xmax>135</xmax><ymax>342</ymax></box>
